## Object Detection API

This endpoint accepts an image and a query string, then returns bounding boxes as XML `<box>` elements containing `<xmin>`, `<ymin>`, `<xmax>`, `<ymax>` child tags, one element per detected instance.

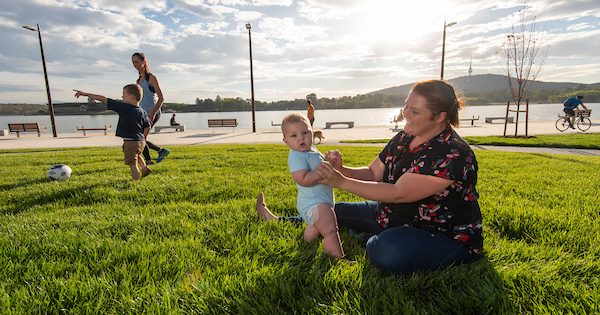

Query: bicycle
<box><xmin>555</xmin><ymin>109</ymin><xmax>592</xmax><ymax>132</ymax></box>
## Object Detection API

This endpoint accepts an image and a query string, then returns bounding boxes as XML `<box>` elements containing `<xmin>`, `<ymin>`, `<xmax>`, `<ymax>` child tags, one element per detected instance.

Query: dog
<box><xmin>313</xmin><ymin>130</ymin><xmax>324</xmax><ymax>144</ymax></box>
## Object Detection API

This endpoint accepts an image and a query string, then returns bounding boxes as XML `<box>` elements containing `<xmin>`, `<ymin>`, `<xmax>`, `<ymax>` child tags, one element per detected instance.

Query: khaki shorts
<box><xmin>122</xmin><ymin>140</ymin><xmax>145</xmax><ymax>165</ymax></box>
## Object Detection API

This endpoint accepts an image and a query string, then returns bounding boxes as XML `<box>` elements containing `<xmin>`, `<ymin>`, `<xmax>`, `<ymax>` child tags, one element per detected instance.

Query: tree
<box><xmin>501</xmin><ymin>4</ymin><xmax>549</xmax><ymax>136</ymax></box>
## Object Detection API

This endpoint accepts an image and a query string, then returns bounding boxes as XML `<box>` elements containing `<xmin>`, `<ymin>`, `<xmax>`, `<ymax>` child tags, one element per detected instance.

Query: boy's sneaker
<box><xmin>142</xmin><ymin>168</ymin><xmax>152</xmax><ymax>178</ymax></box>
<box><xmin>156</xmin><ymin>148</ymin><xmax>170</xmax><ymax>163</ymax></box>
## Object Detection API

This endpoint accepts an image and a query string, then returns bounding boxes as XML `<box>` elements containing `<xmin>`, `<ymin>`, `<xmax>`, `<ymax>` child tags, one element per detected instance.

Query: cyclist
<box><xmin>562</xmin><ymin>96</ymin><xmax>589</xmax><ymax>129</ymax></box>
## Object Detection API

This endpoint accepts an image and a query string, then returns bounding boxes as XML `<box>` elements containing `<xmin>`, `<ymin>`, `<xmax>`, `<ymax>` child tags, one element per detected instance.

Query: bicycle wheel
<box><xmin>555</xmin><ymin>117</ymin><xmax>570</xmax><ymax>132</ymax></box>
<box><xmin>577</xmin><ymin>117</ymin><xmax>591</xmax><ymax>131</ymax></box>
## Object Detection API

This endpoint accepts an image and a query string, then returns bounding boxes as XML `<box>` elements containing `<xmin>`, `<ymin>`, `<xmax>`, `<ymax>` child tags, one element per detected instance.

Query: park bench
<box><xmin>485</xmin><ymin>116</ymin><xmax>514</xmax><ymax>124</ymax></box>
<box><xmin>77</xmin><ymin>125</ymin><xmax>112</xmax><ymax>136</ymax></box>
<box><xmin>155</xmin><ymin>125</ymin><xmax>185</xmax><ymax>132</ymax></box>
<box><xmin>325</xmin><ymin>121</ymin><xmax>354</xmax><ymax>129</ymax></box>
<box><xmin>8</xmin><ymin>123</ymin><xmax>44</xmax><ymax>137</ymax></box>
<box><xmin>208</xmin><ymin>118</ymin><xmax>238</xmax><ymax>128</ymax></box>
<box><xmin>271</xmin><ymin>121</ymin><xmax>282</xmax><ymax>132</ymax></box>
<box><xmin>460</xmin><ymin>115</ymin><xmax>480</xmax><ymax>126</ymax></box>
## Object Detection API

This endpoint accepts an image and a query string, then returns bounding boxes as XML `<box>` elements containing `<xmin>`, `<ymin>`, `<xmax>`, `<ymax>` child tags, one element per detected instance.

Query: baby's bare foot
<box><xmin>256</xmin><ymin>192</ymin><xmax>278</xmax><ymax>221</ymax></box>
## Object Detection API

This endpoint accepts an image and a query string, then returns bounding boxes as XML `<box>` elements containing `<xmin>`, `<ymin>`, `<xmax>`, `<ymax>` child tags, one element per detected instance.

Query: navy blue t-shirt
<box><xmin>107</xmin><ymin>99</ymin><xmax>150</xmax><ymax>140</ymax></box>
<box><xmin>563</xmin><ymin>97</ymin><xmax>583</xmax><ymax>110</ymax></box>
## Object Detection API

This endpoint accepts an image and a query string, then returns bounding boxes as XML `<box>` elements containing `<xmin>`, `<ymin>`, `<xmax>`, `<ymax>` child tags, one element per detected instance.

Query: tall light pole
<box><xmin>23</xmin><ymin>24</ymin><xmax>57</xmax><ymax>137</ymax></box>
<box><xmin>245</xmin><ymin>23</ymin><xmax>256</xmax><ymax>133</ymax></box>
<box><xmin>440</xmin><ymin>21</ymin><xmax>457</xmax><ymax>81</ymax></box>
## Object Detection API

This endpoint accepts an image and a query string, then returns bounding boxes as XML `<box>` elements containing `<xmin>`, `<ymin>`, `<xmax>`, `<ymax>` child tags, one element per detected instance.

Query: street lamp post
<box><xmin>23</xmin><ymin>24</ymin><xmax>57</xmax><ymax>137</ymax></box>
<box><xmin>440</xmin><ymin>21</ymin><xmax>457</xmax><ymax>81</ymax></box>
<box><xmin>245</xmin><ymin>23</ymin><xmax>256</xmax><ymax>133</ymax></box>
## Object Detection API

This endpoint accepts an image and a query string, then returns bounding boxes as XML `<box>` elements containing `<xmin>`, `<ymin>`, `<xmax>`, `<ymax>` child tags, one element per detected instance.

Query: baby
<box><xmin>257</xmin><ymin>113</ymin><xmax>344</xmax><ymax>258</ymax></box>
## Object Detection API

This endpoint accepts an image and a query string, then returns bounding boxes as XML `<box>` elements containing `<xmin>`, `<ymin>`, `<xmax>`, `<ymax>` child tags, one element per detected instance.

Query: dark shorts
<box><xmin>564</xmin><ymin>108</ymin><xmax>575</xmax><ymax>116</ymax></box>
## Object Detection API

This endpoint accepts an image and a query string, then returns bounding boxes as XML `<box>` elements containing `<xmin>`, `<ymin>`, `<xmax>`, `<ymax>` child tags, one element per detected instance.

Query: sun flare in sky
<box><xmin>356</xmin><ymin>0</ymin><xmax>459</xmax><ymax>43</ymax></box>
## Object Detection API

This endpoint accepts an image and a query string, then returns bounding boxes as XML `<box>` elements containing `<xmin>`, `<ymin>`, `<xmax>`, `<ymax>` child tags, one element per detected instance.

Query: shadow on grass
<box><xmin>361</xmin><ymin>257</ymin><xmax>514</xmax><ymax>314</ymax></box>
<box><xmin>1</xmin><ymin>183</ymin><xmax>104</xmax><ymax>215</ymax></box>
<box><xmin>187</xmin><ymin>248</ymin><xmax>515</xmax><ymax>313</ymax></box>
<box><xmin>0</xmin><ymin>166</ymin><xmax>117</xmax><ymax>192</ymax></box>
<box><xmin>0</xmin><ymin>178</ymin><xmax>50</xmax><ymax>192</ymax></box>
<box><xmin>186</xmin><ymin>210</ymin><xmax>515</xmax><ymax>313</ymax></box>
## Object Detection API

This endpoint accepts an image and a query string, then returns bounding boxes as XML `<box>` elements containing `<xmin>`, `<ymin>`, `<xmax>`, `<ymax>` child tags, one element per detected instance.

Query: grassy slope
<box><xmin>0</xmin><ymin>145</ymin><xmax>598</xmax><ymax>313</ymax></box>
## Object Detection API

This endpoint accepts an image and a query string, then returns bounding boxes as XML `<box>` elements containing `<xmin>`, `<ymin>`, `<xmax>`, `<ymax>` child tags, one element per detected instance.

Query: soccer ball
<box><xmin>47</xmin><ymin>164</ymin><xmax>72</xmax><ymax>181</ymax></box>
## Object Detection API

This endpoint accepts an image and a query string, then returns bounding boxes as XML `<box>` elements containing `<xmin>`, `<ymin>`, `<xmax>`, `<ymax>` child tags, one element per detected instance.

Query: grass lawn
<box><xmin>342</xmin><ymin>132</ymin><xmax>600</xmax><ymax>150</ymax></box>
<box><xmin>0</xmin><ymin>144</ymin><xmax>598</xmax><ymax>313</ymax></box>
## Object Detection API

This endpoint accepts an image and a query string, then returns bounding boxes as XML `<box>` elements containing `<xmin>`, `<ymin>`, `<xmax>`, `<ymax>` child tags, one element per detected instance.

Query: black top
<box><xmin>107</xmin><ymin>99</ymin><xmax>150</xmax><ymax>140</ymax></box>
<box><xmin>377</xmin><ymin>127</ymin><xmax>483</xmax><ymax>255</ymax></box>
<box><xmin>170</xmin><ymin>115</ymin><xmax>178</xmax><ymax>126</ymax></box>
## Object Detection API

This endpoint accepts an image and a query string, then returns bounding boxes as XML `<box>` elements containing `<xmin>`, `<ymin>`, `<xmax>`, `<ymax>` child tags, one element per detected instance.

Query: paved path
<box><xmin>0</xmin><ymin>120</ymin><xmax>598</xmax><ymax>156</ymax></box>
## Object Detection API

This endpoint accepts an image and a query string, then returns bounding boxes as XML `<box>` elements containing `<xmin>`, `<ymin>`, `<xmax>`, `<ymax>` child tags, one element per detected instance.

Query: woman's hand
<box><xmin>325</xmin><ymin>150</ymin><xmax>343</xmax><ymax>170</ymax></box>
<box><xmin>316</xmin><ymin>161</ymin><xmax>345</xmax><ymax>188</ymax></box>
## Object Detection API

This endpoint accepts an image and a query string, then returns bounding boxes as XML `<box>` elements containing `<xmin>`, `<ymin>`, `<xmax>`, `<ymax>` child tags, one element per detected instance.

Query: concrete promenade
<box><xmin>1</xmin><ymin>120</ymin><xmax>598</xmax><ymax>156</ymax></box>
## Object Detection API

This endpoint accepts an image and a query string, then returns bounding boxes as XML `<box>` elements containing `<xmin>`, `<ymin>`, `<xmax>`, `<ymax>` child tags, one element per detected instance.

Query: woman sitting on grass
<box><xmin>258</xmin><ymin>80</ymin><xmax>483</xmax><ymax>274</ymax></box>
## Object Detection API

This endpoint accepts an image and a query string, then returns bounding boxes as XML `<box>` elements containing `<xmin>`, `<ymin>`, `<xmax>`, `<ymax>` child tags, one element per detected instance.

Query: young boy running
<box><xmin>73</xmin><ymin>85</ymin><xmax>151</xmax><ymax>180</ymax></box>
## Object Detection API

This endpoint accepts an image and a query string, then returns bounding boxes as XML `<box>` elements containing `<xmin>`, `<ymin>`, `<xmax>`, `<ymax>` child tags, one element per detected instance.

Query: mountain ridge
<box><xmin>368</xmin><ymin>74</ymin><xmax>600</xmax><ymax>96</ymax></box>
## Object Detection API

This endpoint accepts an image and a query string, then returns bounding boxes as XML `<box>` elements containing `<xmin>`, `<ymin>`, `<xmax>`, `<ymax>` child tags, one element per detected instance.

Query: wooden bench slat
<box><xmin>77</xmin><ymin>125</ymin><xmax>111</xmax><ymax>136</ymax></box>
<box><xmin>8</xmin><ymin>123</ymin><xmax>42</xmax><ymax>137</ymax></box>
<box><xmin>208</xmin><ymin>119</ymin><xmax>238</xmax><ymax>128</ymax></box>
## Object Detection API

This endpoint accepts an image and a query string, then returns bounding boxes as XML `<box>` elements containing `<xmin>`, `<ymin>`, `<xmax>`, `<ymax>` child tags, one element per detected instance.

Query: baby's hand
<box><xmin>325</xmin><ymin>150</ymin><xmax>343</xmax><ymax>169</ymax></box>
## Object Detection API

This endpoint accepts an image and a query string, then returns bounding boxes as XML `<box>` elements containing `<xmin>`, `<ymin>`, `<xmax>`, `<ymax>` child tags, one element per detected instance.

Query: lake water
<box><xmin>1</xmin><ymin>103</ymin><xmax>598</xmax><ymax>133</ymax></box>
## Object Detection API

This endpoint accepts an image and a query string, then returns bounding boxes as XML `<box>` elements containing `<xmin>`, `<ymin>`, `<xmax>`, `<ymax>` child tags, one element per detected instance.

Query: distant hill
<box><xmin>369</xmin><ymin>74</ymin><xmax>600</xmax><ymax>96</ymax></box>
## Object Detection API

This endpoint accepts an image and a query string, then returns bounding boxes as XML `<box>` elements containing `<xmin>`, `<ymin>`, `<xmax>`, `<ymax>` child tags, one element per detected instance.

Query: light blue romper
<box><xmin>288</xmin><ymin>147</ymin><xmax>334</xmax><ymax>224</ymax></box>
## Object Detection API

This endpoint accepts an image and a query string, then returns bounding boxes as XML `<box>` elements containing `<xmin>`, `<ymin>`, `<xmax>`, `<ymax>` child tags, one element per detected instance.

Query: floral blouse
<box><xmin>377</xmin><ymin>127</ymin><xmax>483</xmax><ymax>255</ymax></box>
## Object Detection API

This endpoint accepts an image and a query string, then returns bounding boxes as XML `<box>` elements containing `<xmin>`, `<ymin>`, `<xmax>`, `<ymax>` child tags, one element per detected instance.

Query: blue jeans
<box><xmin>335</xmin><ymin>201</ymin><xmax>478</xmax><ymax>274</ymax></box>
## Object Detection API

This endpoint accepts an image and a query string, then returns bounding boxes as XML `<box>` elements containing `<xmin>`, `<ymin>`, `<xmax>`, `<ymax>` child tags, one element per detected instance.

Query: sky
<box><xmin>0</xmin><ymin>0</ymin><xmax>599</xmax><ymax>104</ymax></box>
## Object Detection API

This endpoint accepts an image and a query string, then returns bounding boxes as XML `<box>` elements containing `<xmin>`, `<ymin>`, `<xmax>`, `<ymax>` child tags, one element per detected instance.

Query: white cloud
<box><xmin>0</xmin><ymin>0</ymin><xmax>599</xmax><ymax>104</ymax></box>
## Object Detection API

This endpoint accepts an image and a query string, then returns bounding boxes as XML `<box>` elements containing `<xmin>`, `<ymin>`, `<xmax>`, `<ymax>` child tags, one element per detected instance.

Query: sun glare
<box><xmin>357</xmin><ymin>0</ymin><xmax>458</xmax><ymax>43</ymax></box>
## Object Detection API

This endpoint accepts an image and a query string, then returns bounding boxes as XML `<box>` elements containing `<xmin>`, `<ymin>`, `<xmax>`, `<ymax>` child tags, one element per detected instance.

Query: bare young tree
<box><xmin>501</xmin><ymin>5</ymin><xmax>549</xmax><ymax>136</ymax></box>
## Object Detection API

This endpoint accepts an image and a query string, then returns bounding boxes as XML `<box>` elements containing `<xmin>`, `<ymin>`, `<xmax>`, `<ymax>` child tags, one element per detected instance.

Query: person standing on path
<box><xmin>307</xmin><ymin>99</ymin><xmax>315</xmax><ymax>127</ymax></box>
<box><xmin>132</xmin><ymin>52</ymin><xmax>170</xmax><ymax>164</ymax></box>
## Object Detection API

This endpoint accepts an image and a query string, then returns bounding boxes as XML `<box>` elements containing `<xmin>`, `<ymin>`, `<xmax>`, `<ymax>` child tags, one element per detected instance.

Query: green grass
<box><xmin>341</xmin><ymin>132</ymin><xmax>600</xmax><ymax>149</ymax></box>
<box><xmin>1</xmin><ymin>144</ymin><xmax>599</xmax><ymax>314</ymax></box>
<box><xmin>464</xmin><ymin>133</ymin><xmax>600</xmax><ymax>149</ymax></box>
